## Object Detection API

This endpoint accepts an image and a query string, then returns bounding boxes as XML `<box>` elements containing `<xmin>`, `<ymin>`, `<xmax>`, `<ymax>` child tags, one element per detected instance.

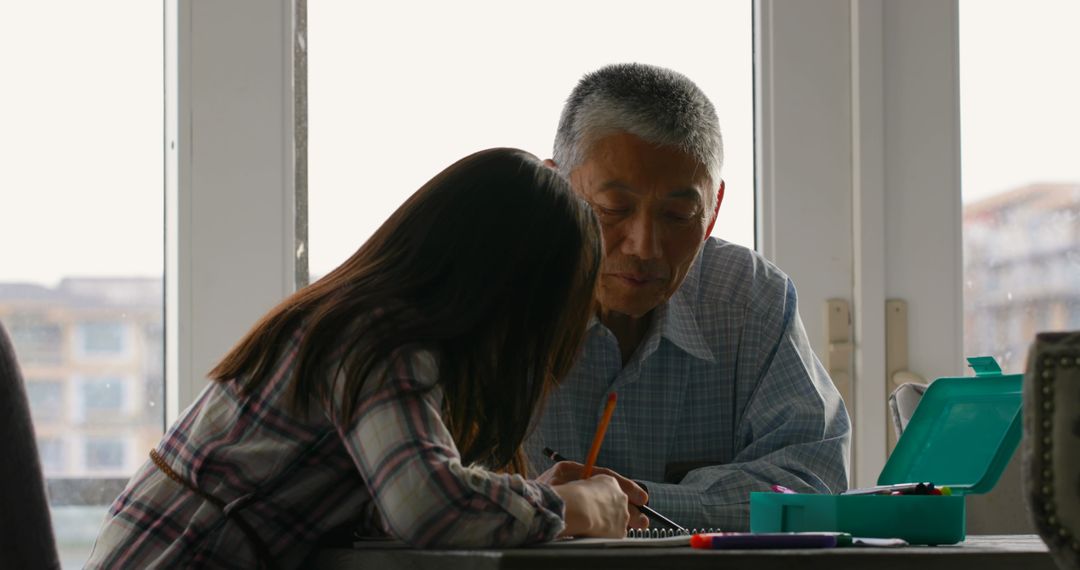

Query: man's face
<box><xmin>569</xmin><ymin>132</ymin><xmax>712</xmax><ymax>319</ymax></box>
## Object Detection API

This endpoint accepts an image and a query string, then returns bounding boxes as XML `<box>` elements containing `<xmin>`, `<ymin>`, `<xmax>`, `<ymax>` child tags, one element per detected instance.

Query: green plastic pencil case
<box><xmin>749</xmin><ymin>356</ymin><xmax>1023</xmax><ymax>545</ymax></box>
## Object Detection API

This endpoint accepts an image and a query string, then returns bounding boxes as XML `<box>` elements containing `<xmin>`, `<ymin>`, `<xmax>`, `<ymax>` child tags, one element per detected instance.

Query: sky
<box><xmin>2</xmin><ymin>1</ymin><xmax>163</xmax><ymax>287</ymax></box>
<box><xmin>1</xmin><ymin>0</ymin><xmax>1078</xmax><ymax>285</ymax></box>
<box><xmin>306</xmin><ymin>0</ymin><xmax>755</xmax><ymax>276</ymax></box>
<box><xmin>958</xmin><ymin>0</ymin><xmax>1080</xmax><ymax>199</ymax></box>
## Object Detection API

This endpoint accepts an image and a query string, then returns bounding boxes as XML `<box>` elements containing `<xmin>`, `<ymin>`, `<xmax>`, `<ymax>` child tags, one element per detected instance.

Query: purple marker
<box><xmin>690</xmin><ymin>532</ymin><xmax>845</xmax><ymax>549</ymax></box>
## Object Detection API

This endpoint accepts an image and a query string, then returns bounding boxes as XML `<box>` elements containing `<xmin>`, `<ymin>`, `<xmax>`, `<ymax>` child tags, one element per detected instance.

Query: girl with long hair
<box><xmin>86</xmin><ymin>148</ymin><xmax>641</xmax><ymax>568</ymax></box>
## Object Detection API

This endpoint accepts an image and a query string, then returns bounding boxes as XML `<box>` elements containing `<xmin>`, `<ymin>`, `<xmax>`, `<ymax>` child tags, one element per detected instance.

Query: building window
<box><xmin>6</xmin><ymin>317</ymin><xmax>63</xmax><ymax>365</ymax></box>
<box><xmin>84</xmin><ymin>438</ymin><xmax>127</xmax><ymax>471</ymax></box>
<box><xmin>37</xmin><ymin>438</ymin><xmax>66</xmax><ymax>474</ymax></box>
<box><xmin>80</xmin><ymin>322</ymin><xmax>126</xmax><ymax>355</ymax></box>
<box><xmin>26</xmin><ymin>379</ymin><xmax>65</xmax><ymax>422</ymax></box>
<box><xmin>80</xmin><ymin>377</ymin><xmax>126</xmax><ymax>416</ymax></box>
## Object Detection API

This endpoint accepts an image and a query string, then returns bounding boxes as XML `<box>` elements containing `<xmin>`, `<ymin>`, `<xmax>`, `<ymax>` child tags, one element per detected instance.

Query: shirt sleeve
<box><xmin>644</xmin><ymin>279</ymin><xmax>851</xmax><ymax>531</ymax></box>
<box><xmin>334</xmin><ymin>348</ymin><xmax>566</xmax><ymax>548</ymax></box>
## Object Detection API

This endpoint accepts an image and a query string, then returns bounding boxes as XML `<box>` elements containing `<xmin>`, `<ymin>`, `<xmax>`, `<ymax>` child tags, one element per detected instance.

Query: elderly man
<box><xmin>528</xmin><ymin>63</ymin><xmax>850</xmax><ymax>531</ymax></box>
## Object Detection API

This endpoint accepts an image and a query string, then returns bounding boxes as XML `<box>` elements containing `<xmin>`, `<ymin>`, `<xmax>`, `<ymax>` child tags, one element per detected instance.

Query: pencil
<box><xmin>543</xmin><ymin>447</ymin><xmax>569</xmax><ymax>463</ymax></box>
<box><xmin>582</xmin><ymin>392</ymin><xmax>617</xmax><ymax>479</ymax></box>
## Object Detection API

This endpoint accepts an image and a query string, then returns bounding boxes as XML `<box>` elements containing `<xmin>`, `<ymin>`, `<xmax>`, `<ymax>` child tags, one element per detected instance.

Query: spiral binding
<box><xmin>625</xmin><ymin>528</ymin><xmax>721</xmax><ymax>538</ymax></box>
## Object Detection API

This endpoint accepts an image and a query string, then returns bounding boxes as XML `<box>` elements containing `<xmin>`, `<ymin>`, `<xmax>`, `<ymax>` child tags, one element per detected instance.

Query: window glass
<box><xmin>27</xmin><ymin>379</ymin><xmax>65</xmax><ymax>421</ymax></box>
<box><xmin>960</xmin><ymin>0</ymin><xmax>1080</xmax><ymax>373</ymax></box>
<box><xmin>308</xmin><ymin>0</ymin><xmax>755</xmax><ymax>280</ymax></box>
<box><xmin>84</xmin><ymin>438</ymin><xmax>128</xmax><ymax>472</ymax></box>
<box><xmin>81</xmin><ymin>377</ymin><xmax>127</xmax><ymax>416</ymax></box>
<box><xmin>80</xmin><ymin>323</ymin><xmax>126</xmax><ymax>355</ymax></box>
<box><xmin>37</xmin><ymin>438</ymin><xmax>67</xmax><ymax>473</ymax></box>
<box><xmin>0</xmin><ymin>2</ymin><xmax>164</xmax><ymax>567</ymax></box>
<box><xmin>7</xmin><ymin>315</ymin><xmax>64</xmax><ymax>365</ymax></box>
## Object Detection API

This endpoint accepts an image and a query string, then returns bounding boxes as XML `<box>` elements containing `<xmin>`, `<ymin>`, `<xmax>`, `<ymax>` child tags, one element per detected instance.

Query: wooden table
<box><xmin>312</xmin><ymin>534</ymin><xmax>1056</xmax><ymax>570</ymax></box>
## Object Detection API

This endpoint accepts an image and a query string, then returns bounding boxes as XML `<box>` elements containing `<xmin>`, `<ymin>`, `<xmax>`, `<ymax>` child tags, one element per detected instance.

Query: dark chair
<box><xmin>1023</xmin><ymin>331</ymin><xmax>1080</xmax><ymax>570</ymax></box>
<box><xmin>0</xmin><ymin>321</ymin><xmax>61</xmax><ymax>569</ymax></box>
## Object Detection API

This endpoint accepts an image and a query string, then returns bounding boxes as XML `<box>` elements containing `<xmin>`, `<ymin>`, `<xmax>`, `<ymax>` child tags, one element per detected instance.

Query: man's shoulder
<box><xmin>686</xmin><ymin>238</ymin><xmax>792</xmax><ymax>311</ymax></box>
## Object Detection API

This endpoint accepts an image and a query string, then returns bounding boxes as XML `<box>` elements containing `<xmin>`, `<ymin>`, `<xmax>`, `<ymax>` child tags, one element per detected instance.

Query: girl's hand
<box><xmin>539</xmin><ymin>461</ymin><xmax>650</xmax><ymax>531</ymax></box>
<box><xmin>552</xmin><ymin>474</ymin><xmax>644</xmax><ymax>537</ymax></box>
<box><xmin>537</xmin><ymin>461</ymin><xmax>649</xmax><ymax>505</ymax></box>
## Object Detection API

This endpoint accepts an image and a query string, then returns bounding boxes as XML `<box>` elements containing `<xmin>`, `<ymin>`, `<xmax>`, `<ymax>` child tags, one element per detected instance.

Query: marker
<box><xmin>841</xmin><ymin>482</ymin><xmax>939</xmax><ymax>496</ymax></box>
<box><xmin>690</xmin><ymin>532</ymin><xmax>849</xmax><ymax>549</ymax></box>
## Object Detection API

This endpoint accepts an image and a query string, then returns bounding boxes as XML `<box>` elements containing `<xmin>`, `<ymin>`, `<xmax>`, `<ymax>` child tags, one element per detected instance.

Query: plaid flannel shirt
<box><xmin>87</xmin><ymin>339</ymin><xmax>564</xmax><ymax>569</ymax></box>
<box><xmin>526</xmin><ymin>238</ymin><xmax>851</xmax><ymax>531</ymax></box>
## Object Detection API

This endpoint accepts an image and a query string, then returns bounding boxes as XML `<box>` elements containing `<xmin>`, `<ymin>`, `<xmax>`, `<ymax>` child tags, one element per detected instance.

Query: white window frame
<box><xmin>168</xmin><ymin>0</ymin><xmax>964</xmax><ymax>490</ymax></box>
<box><xmin>165</xmin><ymin>0</ymin><xmax>304</xmax><ymax>423</ymax></box>
<box><xmin>758</xmin><ymin>0</ymin><xmax>961</xmax><ymax>486</ymax></box>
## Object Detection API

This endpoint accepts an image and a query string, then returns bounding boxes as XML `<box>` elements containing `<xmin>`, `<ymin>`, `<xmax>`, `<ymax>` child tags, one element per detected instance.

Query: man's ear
<box><xmin>542</xmin><ymin>158</ymin><xmax>558</xmax><ymax>171</ymax></box>
<box><xmin>703</xmin><ymin>180</ymin><xmax>725</xmax><ymax>239</ymax></box>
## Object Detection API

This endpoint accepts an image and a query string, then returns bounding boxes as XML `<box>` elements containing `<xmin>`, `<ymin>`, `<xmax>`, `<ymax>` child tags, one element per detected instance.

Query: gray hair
<box><xmin>553</xmin><ymin>63</ymin><xmax>724</xmax><ymax>208</ymax></box>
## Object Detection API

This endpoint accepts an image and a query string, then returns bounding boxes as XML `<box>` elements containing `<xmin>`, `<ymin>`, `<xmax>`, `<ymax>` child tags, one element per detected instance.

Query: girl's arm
<box><xmin>337</xmin><ymin>349</ymin><xmax>566</xmax><ymax>548</ymax></box>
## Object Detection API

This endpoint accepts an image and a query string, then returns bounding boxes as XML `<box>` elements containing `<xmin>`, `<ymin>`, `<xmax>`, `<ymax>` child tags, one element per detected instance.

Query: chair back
<box><xmin>1024</xmin><ymin>331</ymin><xmax>1080</xmax><ymax>570</ymax></box>
<box><xmin>0</xmin><ymin>321</ymin><xmax>61</xmax><ymax>569</ymax></box>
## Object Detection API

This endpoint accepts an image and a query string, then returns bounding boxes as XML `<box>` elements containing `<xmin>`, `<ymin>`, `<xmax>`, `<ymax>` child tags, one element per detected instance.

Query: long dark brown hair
<box><xmin>210</xmin><ymin>148</ymin><xmax>601</xmax><ymax>473</ymax></box>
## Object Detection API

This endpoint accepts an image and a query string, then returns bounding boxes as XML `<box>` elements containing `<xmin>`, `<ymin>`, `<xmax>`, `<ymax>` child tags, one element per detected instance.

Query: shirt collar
<box><xmin>654</xmin><ymin>280</ymin><xmax>716</xmax><ymax>363</ymax></box>
<box><xmin>587</xmin><ymin>256</ymin><xmax>716</xmax><ymax>364</ymax></box>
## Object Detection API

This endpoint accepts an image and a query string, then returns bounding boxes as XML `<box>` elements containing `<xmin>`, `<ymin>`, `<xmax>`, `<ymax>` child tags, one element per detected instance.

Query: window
<box><xmin>83</xmin><ymin>438</ymin><xmax>128</xmax><ymax>472</ymax></box>
<box><xmin>37</xmin><ymin>438</ymin><xmax>66</xmax><ymax>474</ymax></box>
<box><xmin>5</xmin><ymin>315</ymin><xmax>63</xmax><ymax>365</ymax></box>
<box><xmin>80</xmin><ymin>322</ymin><xmax>127</xmax><ymax>355</ymax></box>
<box><xmin>80</xmin><ymin>377</ymin><xmax>126</xmax><ymax>416</ymax></box>
<box><xmin>307</xmin><ymin>0</ymin><xmax>754</xmax><ymax>280</ymax></box>
<box><xmin>0</xmin><ymin>1</ymin><xmax>165</xmax><ymax>567</ymax></box>
<box><xmin>26</xmin><ymin>379</ymin><xmax>65</xmax><ymax>422</ymax></box>
<box><xmin>960</xmin><ymin>0</ymin><xmax>1080</xmax><ymax>373</ymax></box>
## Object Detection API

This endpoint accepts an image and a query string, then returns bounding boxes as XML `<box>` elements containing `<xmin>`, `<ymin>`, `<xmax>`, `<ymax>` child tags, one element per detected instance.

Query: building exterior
<box><xmin>0</xmin><ymin>278</ymin><xmax>164</xmax><ymax>479</ymax></box>
<box><xmin>963</xmin><ymin>183</ymin><xmax>1080</xmax><ymax>373</ymax></box>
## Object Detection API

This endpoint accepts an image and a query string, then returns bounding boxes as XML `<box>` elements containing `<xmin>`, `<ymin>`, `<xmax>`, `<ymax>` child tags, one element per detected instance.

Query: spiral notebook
<box><xmin>539</xmin><ymin>530</ymin><xmax>907</xmax><ymax>549</ymax></box>
<box><xmin>535</xmin><ymin>528</ymin><xmax>722</xmax><ymax>548</ymax></box>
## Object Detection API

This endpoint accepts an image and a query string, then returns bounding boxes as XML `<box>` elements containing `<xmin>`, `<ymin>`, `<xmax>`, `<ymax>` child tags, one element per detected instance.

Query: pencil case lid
<box><xmin>877</xmin><ymin>356</ymin><xmax>1023</xmax><ymax>496</ymax></box>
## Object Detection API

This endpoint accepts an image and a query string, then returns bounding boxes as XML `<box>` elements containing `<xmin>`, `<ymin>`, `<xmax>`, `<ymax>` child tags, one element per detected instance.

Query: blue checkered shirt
<box><xmin>526</xmin><ymin>238</ymin><xmax>851</xmax><ymax>531</ymax></box>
